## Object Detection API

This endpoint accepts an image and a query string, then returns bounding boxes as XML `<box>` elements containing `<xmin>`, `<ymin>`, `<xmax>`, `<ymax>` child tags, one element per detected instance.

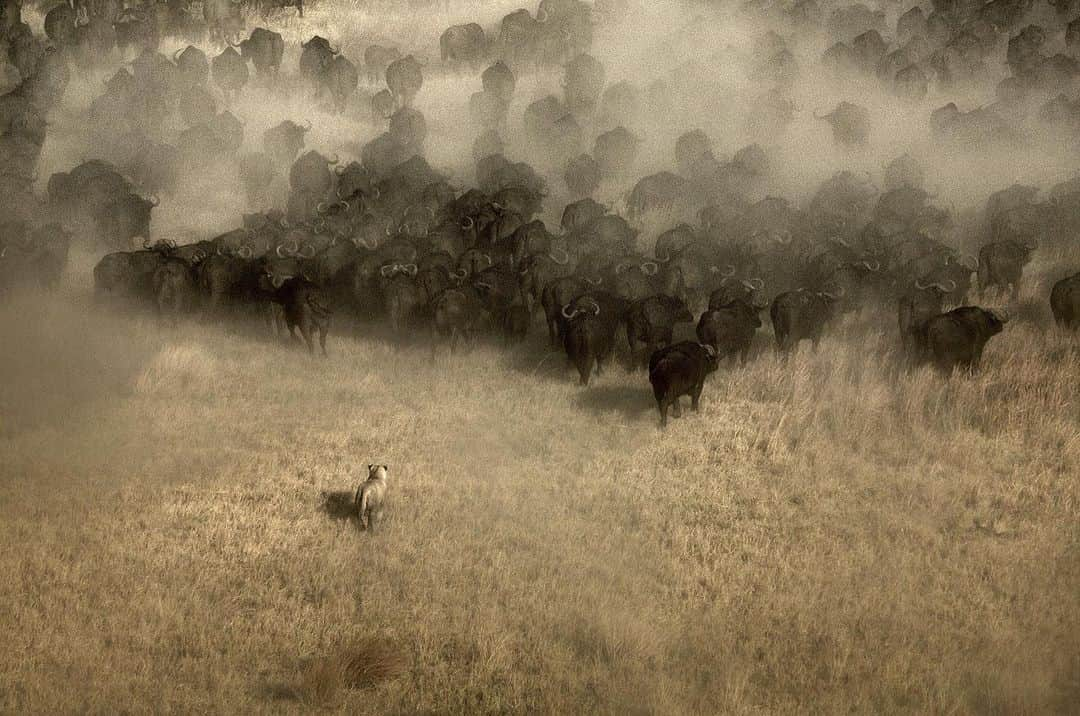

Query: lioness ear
<box><xmin>382</xmin><ymin>464</ymin><xmax>388</xmax><ymax>471</ymax></box>
<box><xmin>368</xmin><ymin>463</ymin><xmax>373</xmax><ymax>471</ymax></box>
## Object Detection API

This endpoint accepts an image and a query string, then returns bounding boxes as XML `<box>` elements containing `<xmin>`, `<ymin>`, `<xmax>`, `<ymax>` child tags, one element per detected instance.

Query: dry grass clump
<box><xmin>296</xmin><ymin>637</ymin><xmax>406</xmax><ymax>705</ymax></box>
<box><xmin>134</xmin><ymin>344</ymin><xmax>220</xmax><ymax>396</ymax></box>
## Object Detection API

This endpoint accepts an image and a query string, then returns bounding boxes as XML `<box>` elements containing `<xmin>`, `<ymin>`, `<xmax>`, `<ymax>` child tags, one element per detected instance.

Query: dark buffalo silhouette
<box><xmin>696</xmin><ymin>300</ymin><xmax>761</xmax><ymax>365</ymax></box>
<box><xmin>770</xmin><ymin>289</ymin><xmax>842</xmax><ymax>353</ymax></box>
<box><xmin>922</xmin><ymin>306</ymin><xmax>1007</xmax><ymax>373</ymax></box>
<box><xmin>648</xmin><ymin>341</ymin><xmax>720</xmax><ymax>428</ymax></box>
<box><xmin>978</xmin><ymin>239</ymin><xmax>1036</xmax><ymax>298</ymax></box>
<box><xmin>1050</xmin><ymin>272</ymin><xmax>1080</xmax><ymax>328</ymax></box>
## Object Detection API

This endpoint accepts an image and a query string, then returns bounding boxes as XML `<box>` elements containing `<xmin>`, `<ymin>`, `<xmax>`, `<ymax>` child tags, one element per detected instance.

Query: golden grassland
<box><xmin>1</xmin><ymin>270</ymin><xmax>1078</xmax><ymax>713</ymax></box>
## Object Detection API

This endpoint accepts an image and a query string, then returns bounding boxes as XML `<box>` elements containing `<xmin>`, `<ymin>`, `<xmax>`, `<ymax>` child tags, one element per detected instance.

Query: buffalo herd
<box><xmin>0</xmin><ymin>0</ymin><xmax>1079</xmax><ymax>425</ymax></box>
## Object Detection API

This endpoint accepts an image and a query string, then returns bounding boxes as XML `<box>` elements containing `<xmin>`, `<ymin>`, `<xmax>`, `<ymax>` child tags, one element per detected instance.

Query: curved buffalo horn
<box><xmin>584</xmin><ymin>277</ymin><xmax>602</xmax><ymax>286</ymax></box>
<box><xmin>562</xmin><ymin>303</ymin><xmax>578</xmax><ymax>319</ymax></box>
<box><xmin>385</xmin><ymin>226</ymin><xmax>394</xmax><ymax>236</ymax></box>
<box><xmin>314</xmin><ymin>219</ymin><xmax>326</xmax><ymax>235</ymax></box>
<box><xmin>403</xmin><ymin>263</ymin><xmax>418</xmax><ymax>275</ymax></box>
<box><xmin>0</xmin><ymin>246</ymin><xmax>5</xmax><ymax>258</ymax></box>
<box><xmin>943</xmin><ymin>279</ymin><xmax>957</xmax><ymax>292</ymax></box>
<box><xmin>279</xmin><ymin>218</ymin><xmax>291</xmax><ymax>229</ymax></box>
<box><xmin>327</xmin><ymin>154</ymin><xmax>339</xmax><ymax>165</ymax></box>
<box><xmin>747</xmin><ymin>277</ymin><xmax>765</xmax><ymax>290</ymax></box>
<box><xmin>452</xmin><ymin>268</ymin><xmax>468</xmax><ymax>279</ymax></box>
<box><xmin>357</xmin><ymin>235</ymin><xmax>378</xmax><ymax>250</ymax></box>
<box><xmin>300</xmin><ymin>243</ymin><xmax>317</xmax><ymax>258</ymax></box>
<box><xmin>217</xmin><ymin>244</ymin><xmax>227</xmax><ymax>256</ymax></box>
<box><xmin>722</xmin><ymin>264</ymin><xmax>737</xmax><ymax>277</ymax></box>
<box><xmin>482</xmin><ymin>253</ymin><xmax>493</xmax><ymax>266</ymax></box>
<box><xmin>149</xmin><ymin>194</ymin><xmax>160</xmax><ymax>207</ymax></box>
<box><xmin>862</xmin><ymin>260</ymin><xmax>881</xmax><ymax>271</ymax></box>
<box><xmin>336</xmin><ymin>200</ymin><xmax>349</xmax><ymax>211</ymax></box>
<box><xmin>316</xmin><ymin>202</ymin><xmax>328</xmax><ymax>214</ymax></box>
<box><xmin>475</xmin><ymin>280</ymin><xmax>494</xmax><ymax>290</ymax></box>
<box><xmin>461</xmin><ymin>216</ymin><xmax>475</xmax><ymax>230</ymax></box>
<box><xmin>380</xmin><ymin>264</ymin><xmax>394</xmax><ymax>277</ymax></box>
<box><xmin>520</xmin><ymin>263</ymin><xmax>531</xmax><ymax>276</ymax></box>
<box><xmin>641</xmin><ymin>261</ymin><xmax>659</xmax><ymax>276</ymax></box>
<box><xmin>614</xmin><ymin>262</ymin><xmax>630</xmax><ymax>274</ymax></box>
<box><xmin>549</xmin><ymin>247</ymin><xmax>570</xmax><ymax>265</ymax></box>
<box><xmin>584</xmin><ymin>298</ymin><xmax>601</xmax><ymax>315</ymax></box>
<box><xmin>773</xmin><ymin>231</ymin><xmax>794</xmax><ymax>245</ymax></box>
<box><xmin>330</xmin><ymin>44</ymin><xmax>340</xmax><ymax>54</ymax></box>
<box><xmin>656</xmin><ymin>248</ymin><xmax>671</xmax><ymax>262</ymax></box>
<box><xmin>276</xmin><ymin>244</ymin><xmax>287</xmax><ymax>258</ymax></box>
<box><xmin>143</xmin><ymin>238</ymin><xmax>152</xmax><ymax>249</ymax></box>
<box><xmin>238</xmin><ymin>245</ymin><xmax>253</xmax><ymax>259</ymax></box>
<box><xmin>960</xmin><ymin>254</ymin><xmax>979</xmax><ymax>270</ymax></box>
<box><xmin>173</xmin><ymin>48</ymin><xmax>184</xmax><ymax>63</ymax></box>
<box><xmin>914</xmin><ymin>277</ymin><xmax>929</xmax><ymax>290</ymax></box>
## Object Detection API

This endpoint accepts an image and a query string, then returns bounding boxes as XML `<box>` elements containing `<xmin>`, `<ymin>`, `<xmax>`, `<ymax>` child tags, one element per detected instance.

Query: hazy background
<box><xmin>2</xmin><ymin>0</ymin><xmax>1079</xmax><ymax>712</ymax></box>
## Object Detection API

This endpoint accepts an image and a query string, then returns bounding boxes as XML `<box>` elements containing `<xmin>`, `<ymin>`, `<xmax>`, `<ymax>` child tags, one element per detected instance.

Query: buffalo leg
<box><xmin>691</xmin><ymin>386</ymin><xmax>702</xmax><ymax>412</ymax></box>
<box><xmin>576</xmin><ymin>356</ymin><xmax>591</xmax><ymax>386</ymax></box>
<box><xmin>671</xmin><ymin>398</ymin><xmax>682</xmax><ymax>418</ymax></box>
<box><xmin>299</xmin><ymin>320</ymin><xmax>315</xmax><ymax>354</ymax></box>
<box><xmin>318</xmin><ymin>323</ymin><xmax>328</xmax><ymax>357</ymax></box>
<box><xmin>658</xmin><ymin>401</ymin><xmax>668</xmax><ymax>428</ymax></box>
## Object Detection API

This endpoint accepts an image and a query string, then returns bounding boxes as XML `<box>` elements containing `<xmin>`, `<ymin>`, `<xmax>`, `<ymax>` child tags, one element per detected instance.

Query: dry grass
<box><xmin>4</xmin><ymin>0</ymin><xmax>1080</xmax><ymax>710</ymax></box>
<box><xmin>0</xmin><ymin>278</ymin><xmax>1077</xmax><ymax>714</ymax></box>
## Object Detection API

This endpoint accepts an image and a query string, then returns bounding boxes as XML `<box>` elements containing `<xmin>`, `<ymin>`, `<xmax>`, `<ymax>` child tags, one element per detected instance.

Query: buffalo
<box><xmin>625</xmin><ymin>294</ymin><xmax>693</xmax><ymax>369</ymax></box>
<box><xmin>562</xmin><ymin>291</ymin><xmax>626</xmax><ymax>385</ymax></box>
<box><xmin>898</xmin><ymin>279</ymin><xmax>952</xmax><ymax>357</ymax></box>
<box><xmin>648</xmin><ymin>341</ymin><xmax>720</xmax><ymax>427</ymax></box>
<box><xmin>770</xmin><ymin>289</ymin><xmax>842</xmax><ymax>353</ymax></box>
<box><xmin>696</xmin><ymin>301</ymin><xmax>762</xmax><ymax>366</ymax></box>
<box><xmin>1050</xmin><ymin>272</ymin><xmax>1080</xmax><ymax>328</ymax></box>
<box><xmin>978</xmin><ymin>239</ymin><xmax>1036</xmax><ymax>298</ymax></box>
<box><xmin>922</xmin><ymin>306</ymin><xmax>1007</xmax><ymax>373</ymax></box>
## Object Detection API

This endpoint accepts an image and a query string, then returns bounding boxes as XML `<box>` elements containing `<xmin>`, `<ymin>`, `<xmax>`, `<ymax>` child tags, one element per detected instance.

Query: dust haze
<box><xmin>2</xmin><ymin>0</ymin><xmax>1080</xmax><ymax>712</ymax></box>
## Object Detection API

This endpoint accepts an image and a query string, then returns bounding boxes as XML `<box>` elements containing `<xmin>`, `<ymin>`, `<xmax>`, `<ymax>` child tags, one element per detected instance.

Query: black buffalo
<box><xmin>770</xmin><ymin>289</ymin><xmax>842</xmax><ymax>353</ymax></box>
<box><xmin>625</xmin><ymin>294</ymin><xmax>693</xmax><ymax>369</ymax></box>
<box><xmin>897</xmin><ymin>278</ymin><xmax>952</xmax><ymax>358</ymax></box>
<box><xmin>696</xmin><ymin>301</ymin><xmax>761</xmax><ymax>366</ymax></box>
<box><xmin>978</xmin><ymin>239</ymin><xmax>1036</xmax><ymax>298</ymax></box>
<box><xmin>648</xmin><ymin>341</ymin><xmax>720</xmax><ymax>427</ymax></box>
<box><xmin>1050</xmin><ymin>272</ymin><xmax>1080</xmax><ymax>328</ymax></box>
<box><xmin>431</xmin><ymin>286</ymin><xmax>492</xmax><ymax>354</ymax></box>
<box><xmin>922</xmin><ymin>306</ymin><xmax>1007</xmax><ymax>373</ymax></box>
<box><xmin>562</xmin><ymin>292</ymin><xmax>626</xmax><ymax>385</ymax></box>
<box><xmin>264</xmin><ymin>274</ymin><xmax>332</xmax><ymax>355</ymax></box>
